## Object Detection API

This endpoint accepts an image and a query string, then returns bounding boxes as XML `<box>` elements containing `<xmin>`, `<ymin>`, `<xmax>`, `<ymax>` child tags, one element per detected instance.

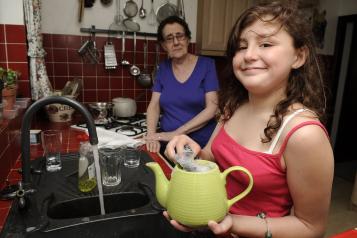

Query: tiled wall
<box><xmin>43</xmin><ymin>33</ymin><xmax>196</xmax><ymax>113</ymax></box>
<box><xmin>0</xmin><ymin>24</ymin><xmax>30</xmax><ymax>97</ymax></box>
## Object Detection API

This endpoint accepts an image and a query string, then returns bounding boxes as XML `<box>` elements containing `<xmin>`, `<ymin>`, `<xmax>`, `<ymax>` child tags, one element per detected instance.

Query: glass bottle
<box><xmin>78</xmin><ymin>141</ymin><xmax>97</xmax><ymax>192</ymax></box>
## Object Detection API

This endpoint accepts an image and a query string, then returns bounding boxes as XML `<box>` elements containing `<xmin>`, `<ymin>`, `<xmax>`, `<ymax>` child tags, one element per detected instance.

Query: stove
<box><xmin>71</xmin><ymin>114</ymin><xmax>151</xmax><ymax>138</ymax></box>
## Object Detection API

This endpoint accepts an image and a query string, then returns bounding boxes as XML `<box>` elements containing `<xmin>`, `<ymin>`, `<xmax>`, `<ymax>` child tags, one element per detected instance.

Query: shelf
<box><xmin>80</xmin><ymin>25</ymin><xmax>157</xmax><ymax>37</ymax></box>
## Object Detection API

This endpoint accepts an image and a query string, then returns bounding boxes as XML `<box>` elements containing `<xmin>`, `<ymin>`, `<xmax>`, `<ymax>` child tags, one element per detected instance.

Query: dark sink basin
<box><xmin>47</xmin><ymin>192</ymin><xmax>149</xmax><ymax>219</ymax></box>
<box><xmin>1</xmin><ymin>152</ymin><xmax>216</xmax><ymax>238</ymax></box>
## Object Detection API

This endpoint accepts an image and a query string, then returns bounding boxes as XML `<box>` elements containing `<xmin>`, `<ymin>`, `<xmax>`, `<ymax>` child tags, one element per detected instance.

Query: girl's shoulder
<box><xmin>278</xmin><ymin>108</ymin><xmax>329</xmax><ymax>155</ymax></box>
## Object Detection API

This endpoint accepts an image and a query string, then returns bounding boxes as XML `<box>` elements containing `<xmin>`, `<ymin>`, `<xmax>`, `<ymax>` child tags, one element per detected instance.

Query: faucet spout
<box><xmin>21</xmin><ymin>96</ymin><xmax>98</xmax><ymax>184</ymax></box>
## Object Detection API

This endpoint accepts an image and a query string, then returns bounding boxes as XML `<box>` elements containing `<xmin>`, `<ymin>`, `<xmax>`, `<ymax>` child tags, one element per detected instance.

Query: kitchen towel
<box><xmin>79</xmin><ymin>127</ymin><xmax>144</xmax><ymax>149</ymax></box>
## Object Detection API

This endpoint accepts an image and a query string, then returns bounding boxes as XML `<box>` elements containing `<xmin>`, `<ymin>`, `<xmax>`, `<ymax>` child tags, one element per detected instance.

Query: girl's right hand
<box><xmin>164</xmin><ymin>135</ymin><xmax>201</xmax><ymax>162</ymax></box>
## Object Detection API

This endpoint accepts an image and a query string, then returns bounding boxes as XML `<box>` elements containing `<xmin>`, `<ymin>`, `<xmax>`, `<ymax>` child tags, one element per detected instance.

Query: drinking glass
<box><xmin>41</xmin><ymin>130</ymin><xmax>62</xmax><ymax>172</ymax></box>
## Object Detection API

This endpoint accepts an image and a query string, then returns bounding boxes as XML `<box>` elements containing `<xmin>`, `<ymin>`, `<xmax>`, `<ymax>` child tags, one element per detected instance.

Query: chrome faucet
<box><xmin>19</xmin><ymin>96</ymin><xmax>98</xmax><ymax>209</ymax></box>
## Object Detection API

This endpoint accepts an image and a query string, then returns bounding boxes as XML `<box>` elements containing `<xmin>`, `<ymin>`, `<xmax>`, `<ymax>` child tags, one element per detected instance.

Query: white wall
<box><xmin>319</xmin><ymin>0</ymin><xmax>357</xmax><ymax>55</ymax></box>
<box><xmin>41</xmin><ymin>0</ymin><xmax>198</xmax><ymax>41</ymax></box>
<box><xmin>0</xmin><ymin>0</ymin><xmax>24</xmax><ymax>24</ymax></box>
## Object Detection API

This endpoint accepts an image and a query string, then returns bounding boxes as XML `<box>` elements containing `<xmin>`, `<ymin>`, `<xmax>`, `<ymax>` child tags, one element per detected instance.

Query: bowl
<box><xmin>88</xmin><ymin>102</ymin><xmax>113</xmax><ymax>124</ymax></box>
<box><xmin>46</xmin><ymin>91</ymin><xmax>75</xmax><ymax>122</ymax></box>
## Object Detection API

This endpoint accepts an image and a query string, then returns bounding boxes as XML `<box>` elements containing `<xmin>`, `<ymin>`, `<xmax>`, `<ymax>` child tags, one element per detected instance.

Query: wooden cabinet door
<box><xmin>196</xmin><ymin>0</ymin><xmax>248</xmax><ymax>56</ymax></box>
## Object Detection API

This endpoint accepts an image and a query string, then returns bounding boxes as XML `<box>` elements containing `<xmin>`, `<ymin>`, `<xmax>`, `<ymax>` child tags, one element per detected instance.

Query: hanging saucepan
<box><xmin>156</xmin><ymin>0</ymin><xmax>178</xmax><ymax>23</ymax></box>
<box><xmin>137</xmin><ymin>40</ymin><xmax>152</xmax><ymax>88</ymax></box>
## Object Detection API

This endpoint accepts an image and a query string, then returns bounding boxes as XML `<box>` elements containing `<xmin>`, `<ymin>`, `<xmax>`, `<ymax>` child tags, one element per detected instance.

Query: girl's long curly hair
<box><xmin>218</xmin><ymin>0</ymin><xmax>327</xmax><ymax>143</ymax></box>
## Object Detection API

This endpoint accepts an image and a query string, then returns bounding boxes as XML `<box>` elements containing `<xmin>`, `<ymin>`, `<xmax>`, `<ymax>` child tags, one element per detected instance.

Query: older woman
<box><xmin>145</xmin><ymin>16</ymin><xmax>219</xmax><ymax>155</ymax></box>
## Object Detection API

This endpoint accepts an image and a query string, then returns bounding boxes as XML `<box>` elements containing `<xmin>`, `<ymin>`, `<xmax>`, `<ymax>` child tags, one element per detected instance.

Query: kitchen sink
<box><xmin>0</xmin><ymin>152</ymin><xmax>216</xmax><ymax>238</ymax></box>
<box><xmin>47</xmin><ymin>192</ymin><xmax>149</xmax><ymax>219</ymax></box>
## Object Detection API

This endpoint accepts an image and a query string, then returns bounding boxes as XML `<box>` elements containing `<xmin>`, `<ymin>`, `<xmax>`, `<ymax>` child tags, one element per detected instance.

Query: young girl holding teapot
<box><xmin>164</xmin><ymin>1</ymin><xmax>334</xmax><ymax>237</ymax></box>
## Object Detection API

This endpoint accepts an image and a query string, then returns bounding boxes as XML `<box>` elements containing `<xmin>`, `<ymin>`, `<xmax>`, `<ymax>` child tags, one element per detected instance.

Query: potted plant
<box><xmin>0</xmin><ymin>67</ymin><xmax>20</xmax><ymax>110</ymax></box>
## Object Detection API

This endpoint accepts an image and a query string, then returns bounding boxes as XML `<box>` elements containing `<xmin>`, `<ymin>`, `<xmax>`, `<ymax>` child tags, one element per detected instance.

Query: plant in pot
<box><xmin>0</xmin><ymin>67</ymin><xmax>20</xmax><ymax>111</ymax></box>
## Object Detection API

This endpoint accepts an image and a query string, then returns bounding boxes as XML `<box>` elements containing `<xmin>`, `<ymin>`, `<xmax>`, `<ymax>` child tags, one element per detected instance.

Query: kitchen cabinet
<box><xmin>196</xmin><ymin>0</ymin><xmax>250</xmax><ymax>56</ymax></box>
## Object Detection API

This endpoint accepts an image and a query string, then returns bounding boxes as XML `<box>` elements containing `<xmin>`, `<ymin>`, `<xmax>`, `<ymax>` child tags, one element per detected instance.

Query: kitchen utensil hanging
<box><xmin>156</xmin><ymin>0</ymin><xmax>178</xmax><ymax>23</ymax></box>
<box><xmin>100</xmin><ymin>0</ymin><xmax>113</xmax><ymax>6</ymax></box>
<box><xmin>121</xmin><ymin>31</ymin><xmax>130</xmax><ymax>65</ymax></box>
<box><xmin>129</xmin><ymin>32</ymin><xmax>140</xmax><ymax>76</ymax></box>
<box><xmin>123</xmin><ymin>18</ymin><xmax>140</xmax><ymax>32</ymax></box>
<box><xmin>123</xmin><ymin>0</ymin><xmax>140</xmax><ymax>32</ymax></box>
<box><xmin>78</xmin><ymin>0</ymin><xmax>85</xmax><ymax>22</ymax></box>
<box><xmin>148</xmin><ymin>0</ymin><xmax>157</xmax><ymax>26</ymax></box>
<box><xmin>77</xmin><ymin>32</ymin><xmax>100</xmax><ymax>64</ymax></box>
<box><xmin>139</xmin><ymin>0</ymin><xmax>146</xmax><ymax>18</ymax></box>
<box><xmin>137</xmin><ymin>39</ymin><xmax>152</xmax><ymax>87</ymax></box>
<box><xmin>104</xmin><ymin>41</ymin><xmax>118</xmax><ymax>69</ymax></box>
<box><xmin>109</xmin><ymin>0</ymin><xmax>127</xmax><ymax>32</ymax></box>
<box><xmin>177</xmin><ymin>0</ymin><xmax>185</xmax><ymax>20</ymax></box>
<box><xmin>123</xmin><ymin>0</ymin><xmax>138</xmax><ymax>17</ymax></box>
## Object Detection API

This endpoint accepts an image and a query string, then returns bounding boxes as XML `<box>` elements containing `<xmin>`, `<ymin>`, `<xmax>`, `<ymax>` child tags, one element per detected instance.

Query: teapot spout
<box><xmin>146</xmin><ymin>162</ymin><xmax>169</xmax><ymax>208</ymax></box>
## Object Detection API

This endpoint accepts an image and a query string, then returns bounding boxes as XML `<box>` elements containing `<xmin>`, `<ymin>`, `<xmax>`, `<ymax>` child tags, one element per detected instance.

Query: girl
<box><xmin>165</xmin><ymin>1</ymin><xmax>334</xmax><ymax>238</ymax></box>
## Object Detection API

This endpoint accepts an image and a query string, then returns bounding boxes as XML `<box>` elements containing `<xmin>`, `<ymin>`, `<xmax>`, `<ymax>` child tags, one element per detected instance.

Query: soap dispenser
<box><xmin>78</xmin><ymin>141</ymin><xmax>97</xmax><ymax>192</ymax></box>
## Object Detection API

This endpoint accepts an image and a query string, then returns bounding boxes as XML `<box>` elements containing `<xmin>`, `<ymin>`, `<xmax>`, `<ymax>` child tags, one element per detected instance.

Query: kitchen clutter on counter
<box><xmin>45</xmin><ymin>78</ymin><xmax>82</xmax><ymax>122</ymax></box>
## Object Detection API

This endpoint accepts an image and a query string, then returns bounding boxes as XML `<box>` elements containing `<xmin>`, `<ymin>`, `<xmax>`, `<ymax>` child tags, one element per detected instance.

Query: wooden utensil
<box><xmin>78</xmin><ymin>0</ymin><xmax>84</xmax><ymax>22</ymax></box>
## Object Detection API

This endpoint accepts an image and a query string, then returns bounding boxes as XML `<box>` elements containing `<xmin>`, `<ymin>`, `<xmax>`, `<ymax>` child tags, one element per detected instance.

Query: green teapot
<box><xmin>146</xmin><ymin>160</ymin><xmax>253</xmax><ymax>227</ymax></box>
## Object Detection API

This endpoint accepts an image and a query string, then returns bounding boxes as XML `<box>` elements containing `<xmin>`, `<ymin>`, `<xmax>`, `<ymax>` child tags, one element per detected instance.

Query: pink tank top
<box><xmin>211</xmin><ymin>111</ymin><xmax>328</xmax><ymax>217</ymax></box>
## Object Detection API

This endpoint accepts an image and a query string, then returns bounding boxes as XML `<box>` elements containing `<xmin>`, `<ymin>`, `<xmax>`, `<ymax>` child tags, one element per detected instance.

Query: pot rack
<box><xmin>80</xmin><ymin>25</ymin><xmax>157</xmax><ymax>37</ymax></box>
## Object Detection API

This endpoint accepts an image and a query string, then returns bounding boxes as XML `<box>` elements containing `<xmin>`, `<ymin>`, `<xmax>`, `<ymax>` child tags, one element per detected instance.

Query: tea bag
<box><xmin>175</xmin><ymin>145</ymin><xmax>213</xmax><ymax>172</ymax></box>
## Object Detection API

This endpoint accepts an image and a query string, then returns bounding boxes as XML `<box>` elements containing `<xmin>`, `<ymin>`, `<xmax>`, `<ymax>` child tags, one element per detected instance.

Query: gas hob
<box><xmin>71</xmin><ymin>114</ymin><xmax>150</xmax><ymax>138</ymax></box>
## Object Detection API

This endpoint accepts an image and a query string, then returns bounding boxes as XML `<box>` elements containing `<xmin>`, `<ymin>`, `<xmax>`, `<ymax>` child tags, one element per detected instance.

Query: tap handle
<box><xmin>15</xmin><ymin>181</ymin><xmax>36</xmax><ymax>210</ymax></box>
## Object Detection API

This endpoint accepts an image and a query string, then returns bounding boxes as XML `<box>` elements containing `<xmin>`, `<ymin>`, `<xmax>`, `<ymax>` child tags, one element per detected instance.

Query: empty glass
<box><xmin>123</xmin><ymin>146</ymin><xmax>141</xmax><ymax>168</ymax></box>
<box><xmin>41</xmin><ymin>130</ymin><xmax>62</xmax><ymax>172</ymax></box>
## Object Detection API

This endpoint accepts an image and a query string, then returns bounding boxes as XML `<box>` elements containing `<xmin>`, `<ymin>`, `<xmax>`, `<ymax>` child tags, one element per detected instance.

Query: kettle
<box><xmin>146</xmin><ymin>160</ymin><xmax>253</xmax><ymax>227</ymax></box>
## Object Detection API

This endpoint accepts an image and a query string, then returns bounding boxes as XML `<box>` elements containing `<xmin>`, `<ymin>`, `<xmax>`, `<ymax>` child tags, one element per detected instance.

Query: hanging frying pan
<box><xmin>156</xmin><ymin>0</ymin><xmax>178</xmax><ymax>23</ymax></box>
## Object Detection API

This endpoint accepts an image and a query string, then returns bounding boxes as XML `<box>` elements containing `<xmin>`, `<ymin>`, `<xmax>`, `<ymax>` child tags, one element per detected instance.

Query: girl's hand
<box><xmin>207</xmin><ymin>215</ymin><xmax>234</xmax><ymax>235</ymax></box>
<box><xmin>165</xmin><ymin>135</ymin><xmax>201</xmax><ymax>161</ymax></box>
<box><xmin>163</xmin><ymin>211</ymin><xmax>194</xmax><ymax>232</ymax></box>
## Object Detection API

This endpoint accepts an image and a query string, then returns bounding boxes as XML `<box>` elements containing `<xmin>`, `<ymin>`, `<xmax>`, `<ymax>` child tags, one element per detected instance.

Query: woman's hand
<box><xmin>143</xmin><ymin>133</ymin><xmax>161</xmax><ymax>153</ymax></box>
<box><xmin>164</xmin><ymin>135</ymin><xmax>201</xmax><ymax>161</ymax></box>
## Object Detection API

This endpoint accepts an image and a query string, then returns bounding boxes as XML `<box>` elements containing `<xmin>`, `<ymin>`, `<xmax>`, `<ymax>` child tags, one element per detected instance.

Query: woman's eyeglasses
<box><xmin>164</xmin><ymin>32</ymin><xmax>186</xmax><ymax>44</ymax></box>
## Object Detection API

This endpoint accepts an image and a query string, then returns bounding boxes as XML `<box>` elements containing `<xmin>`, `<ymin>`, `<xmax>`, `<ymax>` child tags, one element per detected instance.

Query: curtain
<box><xmin>23</xmin><ymin>0</ymin><xmax>53</xmax><ymax>100</ymax></box>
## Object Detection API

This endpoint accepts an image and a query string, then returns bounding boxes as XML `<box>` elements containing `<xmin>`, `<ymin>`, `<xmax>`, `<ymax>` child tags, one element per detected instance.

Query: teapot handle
<box><xmin>221</xmin><ymin>166</ymin><xmax>254</xmax><ymax>208</ymax></box>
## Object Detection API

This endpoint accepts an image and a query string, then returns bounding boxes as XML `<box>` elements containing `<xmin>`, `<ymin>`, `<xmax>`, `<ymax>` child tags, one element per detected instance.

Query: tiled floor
<box><xmin>325</xmin><ymin>175</ymin><xmax>357</xmax><ymax>237</ymax></box>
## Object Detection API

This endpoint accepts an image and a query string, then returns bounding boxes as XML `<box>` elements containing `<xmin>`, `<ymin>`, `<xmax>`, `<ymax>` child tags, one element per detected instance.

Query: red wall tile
<box><xmin>68</xmin><ymin>49</ymin><xmax>81</xmax><ymax>63</ymax></box>
<box><xmin>68</xmin><ymin>63</ymin><xmax>82</xmax><ymax>76</ymax></box>
<box><xmin>5</xmin><ymin>25</ymin><xmax>26</xmax><ymax>44</ymax></box>
<box><xmin>83</xmin><ymin>90</ymin><xmax>97</xmax><ymax>102</ymax></box>
<box><xmin>52</xmin><ymin>48</ymin><xmax>68</xmax><ymax>62</ymax></box>
<box><xmin>0</xmin><ymin>25</ymin><xmax>5</xmax><ymax>43</ymax></box>
<box><xmin>6</xmin><ymin>44</ymin><xmax>27</xmax><ymax>62</ymax></box>
<box><xmin>17</xmin><ymin>80</ymin><xmax>31</xmax><ymax>97</ymax></box>
<box><xmin>0</xmin><ymin>44</ymin><xmax>6</xmax><ymax>62</ymax></box>
<box><xmin>52</xmin><ymin>34</ymin><xmax>67</xmax><ymax>48</ymax></box>
<box><xmin>66</xmin><ymin>35</ymin><xmax>82</xmax><ymax>49</ymax></box>
<box><xmin>7</xmin><ymin>63</ymin><xmax>29</xmax><ymax>81</ymax></box>
<box><xmin>53</xmin><ymin>63</ymin><xmax>68</xmax><ymax>76</ymax></box>
<box><xmin>1</xmin><ymin>24</ymin><xmax>29</xmax><ymax>100</ymax></box>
